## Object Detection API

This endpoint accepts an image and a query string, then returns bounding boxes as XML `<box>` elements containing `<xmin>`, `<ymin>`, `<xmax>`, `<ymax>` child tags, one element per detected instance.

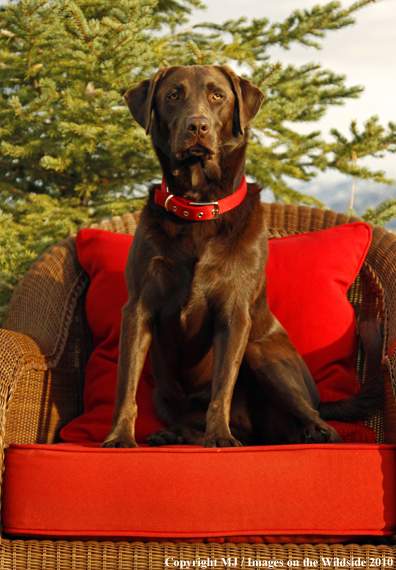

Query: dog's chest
<box><xmin>150</xmin><ymin>228</ymin><xmax>263</xmax><ymax>337</ymax></box>
<box><xmin>150</xmin><ymin>245</ymin><xmax>231</xmax><ymax>330</ymax></box>
<box><xmin>179</xmin><ymin>245</ymin><xmax>251</xmax><ymax>332</ymax></box>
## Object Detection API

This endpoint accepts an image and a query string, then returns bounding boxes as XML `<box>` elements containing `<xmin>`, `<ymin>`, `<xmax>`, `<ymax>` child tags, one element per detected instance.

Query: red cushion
<box><xmin>60</xmin><ymin>222</ymin><xmax>374</xmax><ymax>445</ymax></box>
<box><xmin>266</xmin><ymin>227</ymin><xmax>368</xmax><ymax>402</ymax></box>
<box><xmin>3</xmin><ymin>442</ymin><xmax>396</xmax><ymax>540</ymax></box>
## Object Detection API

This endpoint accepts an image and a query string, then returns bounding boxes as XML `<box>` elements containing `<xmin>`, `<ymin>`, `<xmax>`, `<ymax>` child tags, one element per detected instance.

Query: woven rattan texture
<box><xmin>2</xmin><ymin>235</ymin><xmax>88</xmax><ymax>361</ymax></box>
<box><xmin>4</xmin><ymin>290</ymin><xmax>92</xmax><ymax>446</ymax></box>
<box><xmin>90</xmin><ymin>211</ymin><xmax>141</xmax><ymax>234</ymax></box>
<box><xmin>1</xmin><ymin>205</ymin><xmax>396</xmax><ymax>566</ymax></box>
<box><xmin>0</xmin><ymin>540</ymin><xmax>395</xmax><ymax>570</ymax></box>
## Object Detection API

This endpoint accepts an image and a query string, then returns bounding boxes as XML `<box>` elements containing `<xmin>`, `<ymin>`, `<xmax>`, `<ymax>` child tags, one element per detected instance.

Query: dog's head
<box><xmin>124</xmin><ymin>66</ymin><xmax>263</xmax><ymax>188</ymax></box>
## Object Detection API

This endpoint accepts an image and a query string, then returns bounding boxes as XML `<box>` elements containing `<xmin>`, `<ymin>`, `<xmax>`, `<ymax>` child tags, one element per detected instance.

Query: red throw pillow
<box><xmin>60</xmin><ymin>222</ymin><xmax>374</xmax><ymax>445</ymax></box>
<box><xmin>60</xmin><ymin>229</ymin><xmax>166</xmax><ymax>444</ymax></box>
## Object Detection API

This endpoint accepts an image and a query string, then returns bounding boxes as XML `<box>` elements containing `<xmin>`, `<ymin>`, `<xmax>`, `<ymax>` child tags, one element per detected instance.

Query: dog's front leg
<box><xmin>102</xmin><ymin>298</ymin><xmax>152</xmax><ymax>448</ymax></box>
<box><xmin>204</xmin><ymin>307</ymin><xmax>251</xmax><ymax>447</ymax></box>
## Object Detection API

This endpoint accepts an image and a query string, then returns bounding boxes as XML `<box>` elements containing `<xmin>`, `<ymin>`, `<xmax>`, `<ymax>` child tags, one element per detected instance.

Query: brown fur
<box><xmin>102</xmin><ymin>65</ymin><xmax>382</xmax><ymax>449</ymax></box>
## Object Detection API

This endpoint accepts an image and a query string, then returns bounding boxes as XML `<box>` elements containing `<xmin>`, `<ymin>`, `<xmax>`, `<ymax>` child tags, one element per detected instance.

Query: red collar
<box><xmin>154</xmin><ymin>174</ymin><xmax>247</xmax><ymax>221</ymax></box>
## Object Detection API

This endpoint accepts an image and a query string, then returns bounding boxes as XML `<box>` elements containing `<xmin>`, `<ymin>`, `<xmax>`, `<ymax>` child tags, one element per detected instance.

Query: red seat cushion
<box><xmin>3</xmin><ymin>442</ymin><xmax>396</xmax><ymax>540</ymax></box>
<box><xmin>60</xmin><ymin>222</ymin><xmax>375</xmax><ymax>445</ymax></box>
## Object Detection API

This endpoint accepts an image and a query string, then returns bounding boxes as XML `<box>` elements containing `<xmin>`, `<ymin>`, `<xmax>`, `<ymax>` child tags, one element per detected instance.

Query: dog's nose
<box><xmin>186</xmin><ymin>116</ymin><xmax>210</xmax><ymax>136</ymax></box>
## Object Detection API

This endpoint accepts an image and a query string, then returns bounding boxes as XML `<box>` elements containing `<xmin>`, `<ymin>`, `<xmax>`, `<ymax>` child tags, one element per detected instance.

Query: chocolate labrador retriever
<box><xmin>102</xmin><ymin>65</ymin><xmax>382</xmax><ymax>448</ymax></box>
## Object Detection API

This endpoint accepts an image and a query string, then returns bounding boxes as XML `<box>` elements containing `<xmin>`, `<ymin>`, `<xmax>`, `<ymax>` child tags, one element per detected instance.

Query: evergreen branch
<box><xmin>198</xmin><ymin>0</ymin><xmax>380</xmax><ymax>57</ymax></box>
<box><xmin>67</xmin><ymin>2</ymin><xmax>100</xmax><ymax>58</ymax></box>
<box><xmin>40</xmin><ymin>155</ymin><xmax>73</xmax><ymax>173</ymax></box>
<box><xmin>328</xmin><ymin>117</ymin><xmax>396</xmax><ymax>182</ymax></box>
<box><xmin>361</xmin><ymin>197</ymin><xmax>396</xmax><ymax>227</ymax></box>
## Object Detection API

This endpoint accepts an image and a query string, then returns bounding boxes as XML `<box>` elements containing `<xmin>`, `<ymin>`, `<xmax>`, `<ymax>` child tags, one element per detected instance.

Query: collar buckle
<box><xmin>189</xmin><ymin>201</ymin><xmax>219</xmax><ymax>219</ymax></box>
<box><xmin>164</xmin><ymin>194</ymin><xmax>174</xmax><ymax>211</ymax></box>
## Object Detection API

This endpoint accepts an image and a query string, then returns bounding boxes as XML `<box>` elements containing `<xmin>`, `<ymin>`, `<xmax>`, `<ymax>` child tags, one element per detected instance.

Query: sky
<box><xmin>186</xmin><ymin>0</ymin><xmax>396</xmax><ymax>216</ymax></box>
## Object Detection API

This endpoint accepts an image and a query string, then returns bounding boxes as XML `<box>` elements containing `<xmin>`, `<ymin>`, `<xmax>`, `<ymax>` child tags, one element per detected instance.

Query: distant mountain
<box><xmin>261</xmin><ymin>176</ymin><xmax>396</xmax><ymax>230</ymax></box>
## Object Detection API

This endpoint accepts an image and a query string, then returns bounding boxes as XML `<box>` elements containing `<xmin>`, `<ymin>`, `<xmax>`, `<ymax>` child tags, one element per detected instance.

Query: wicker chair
<box><xmin>1</xmin><ymin>203</ymin><xmax>396</xmax><ymax>569</ymax></box>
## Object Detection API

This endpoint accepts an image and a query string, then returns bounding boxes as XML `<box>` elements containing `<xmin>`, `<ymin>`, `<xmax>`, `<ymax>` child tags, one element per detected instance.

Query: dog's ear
<box><xmin>220</xmin><ymin>65</ymin><xmax>264</xmax><ymax>136</ymax></box>
<box><xmin>124</xmin><ymin>68</ymin><xmax>168</xmax><ymax>134</ymax></box>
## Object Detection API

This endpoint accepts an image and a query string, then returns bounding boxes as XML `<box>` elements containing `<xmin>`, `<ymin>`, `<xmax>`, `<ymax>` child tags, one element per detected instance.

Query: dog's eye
<box><xmin>169</xmin><ymin>92</ymin><xmax>179</xmax><ymax>100</ymax></box>
<box><xmin>213</xmin><ymin>93</ymin><xmax>223</xmax><ymax>100</ymax></box>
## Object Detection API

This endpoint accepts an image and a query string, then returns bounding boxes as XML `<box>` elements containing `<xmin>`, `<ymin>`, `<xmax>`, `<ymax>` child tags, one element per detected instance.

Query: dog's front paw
<box><xmin>102</xmin><ymin>417</ymin><xmax>138</xmax><ymax>448</ymax></box>
<box><xmin>101</xmin><ymin>434</ymin><xmax>138</xmax><ymax>448</ymax></box>
<box><xmin>203</xmin><ymin>434</ymin><xmax>243</xmax><ymax>448</ymax></box>
<box><xmin>303</xmin><ymin>423</ymin><xmax>342</xmax><ymax>444</ymax></box>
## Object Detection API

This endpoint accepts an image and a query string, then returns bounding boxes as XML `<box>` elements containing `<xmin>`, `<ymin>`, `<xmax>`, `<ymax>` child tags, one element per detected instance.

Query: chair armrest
<box><xmin>366</xmin><ymin>225</ymin><xmax>396</xmax><ymax>441</ymax></box>
<box><xmin>0</xmin><ymin>328</ymin><xmax>48</xmax><ymax>530</ymax></box>
<box><xmin>0</xmin><ymin>233</ymin><xmax>90</xmax><ymax>446</ymax></box>
<box><xmin>2</xmin><ymin>234</ymin><xmax>88</xmax><ymax>365</ymax></box>
<box><xmin>366</xmin><ymin>225</ymin><xmax>396</xmax><ymax>368</ymax></box>
<box><xmin>0</xmin><ymin>328</ymin><xmax>47</xmax><ymax>430</ymax></box>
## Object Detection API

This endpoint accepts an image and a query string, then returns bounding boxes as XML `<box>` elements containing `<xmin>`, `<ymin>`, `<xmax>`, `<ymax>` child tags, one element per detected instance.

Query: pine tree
<box><xmin>0</xmin><ymin>0</ymin><xmax>395</xmax><ymax>320</ymax></box>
